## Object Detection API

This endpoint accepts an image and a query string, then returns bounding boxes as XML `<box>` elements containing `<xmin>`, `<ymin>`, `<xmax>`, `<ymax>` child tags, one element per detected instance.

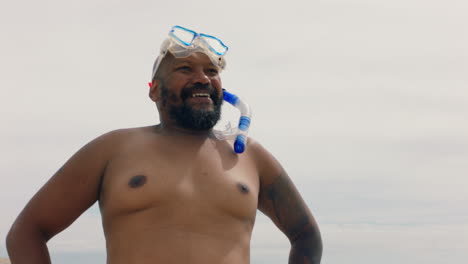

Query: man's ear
<box><xmin>149</xmin><ymin>79</ymin><xmax>161</xmax><ymax>102</ymax></box>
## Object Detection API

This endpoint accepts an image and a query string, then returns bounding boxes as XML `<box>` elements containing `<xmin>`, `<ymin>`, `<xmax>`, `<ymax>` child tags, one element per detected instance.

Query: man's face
<box><xmin>157</xmin><ymin>52</ymin><xmax>224</xmax><ymax>130</ymax></box>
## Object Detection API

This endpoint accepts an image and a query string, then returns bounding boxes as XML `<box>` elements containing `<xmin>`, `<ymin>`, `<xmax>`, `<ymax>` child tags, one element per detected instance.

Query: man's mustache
<box><xmin>180</xmin><ymin>83</ymin><xmax>221</xmax><ymax>104</ymax></box>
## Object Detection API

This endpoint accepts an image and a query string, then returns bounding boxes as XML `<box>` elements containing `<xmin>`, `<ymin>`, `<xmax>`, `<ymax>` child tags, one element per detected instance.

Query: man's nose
<box><xmin>191</xmin><ymin>69</ymin><xmax>210</xmax><ymax>85</ymax></box>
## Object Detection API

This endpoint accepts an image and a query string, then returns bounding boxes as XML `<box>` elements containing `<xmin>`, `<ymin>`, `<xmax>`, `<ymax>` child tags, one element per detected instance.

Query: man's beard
<box><xmin>160</xmin><ymin>83</ymin><xmax>223</xmax><ymax>131</ymax></box>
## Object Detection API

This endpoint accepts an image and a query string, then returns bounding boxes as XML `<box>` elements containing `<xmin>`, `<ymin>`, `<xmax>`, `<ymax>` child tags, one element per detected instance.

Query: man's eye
<box><xmin>177</xmin><ymin>66</ymin><xmax>191</xmax><ymax>71</ymax></box>
<box><xmin>207</xmin><ymin>68</ymin><xmax>219</xmax><ymax>75</ymax></box>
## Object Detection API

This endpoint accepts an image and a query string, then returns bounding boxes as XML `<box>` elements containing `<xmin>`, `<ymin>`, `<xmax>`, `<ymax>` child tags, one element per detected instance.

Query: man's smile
<box><xmin>191</xmin><ymin>93</ymin><xmax>210</xmax><ymax>98</ymax></box>
<box><xmin>187</xmin><ymin>93</ymin><xmax>213</xmax><ymax>104</ymax></box>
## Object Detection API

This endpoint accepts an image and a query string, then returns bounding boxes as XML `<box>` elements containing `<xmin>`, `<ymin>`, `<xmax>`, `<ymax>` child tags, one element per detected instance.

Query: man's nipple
<box><xmin>128</xmin><ymin>175</ymin><xmax>148</xmax><ymax>188</ymax></box>
<box><xmin>237</xmin><ymin>182</ymin><xmax>250</xmax><ymax>194</ymax></box>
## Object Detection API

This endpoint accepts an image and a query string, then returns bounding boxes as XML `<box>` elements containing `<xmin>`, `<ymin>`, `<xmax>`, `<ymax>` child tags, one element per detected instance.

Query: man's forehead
<box><xmin>171</xmin><ymin>52</ymin><xmax>216</xmax><ymax>66</ymax></box>
<box><xmin>155</xmin><ymin>51</ymin><xmax>220</xmax><ymax>79</ymax></box>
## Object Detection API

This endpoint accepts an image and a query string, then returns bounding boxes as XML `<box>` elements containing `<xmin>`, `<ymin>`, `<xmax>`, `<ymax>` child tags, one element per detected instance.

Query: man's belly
<box><xmin>104</xmin><ymin>210</ymin><xmax>253</xmax><ymax>264</ymax></box>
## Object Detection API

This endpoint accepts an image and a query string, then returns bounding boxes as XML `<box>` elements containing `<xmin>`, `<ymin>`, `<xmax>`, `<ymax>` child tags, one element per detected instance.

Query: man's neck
<box><xmin>153</xmin><ymin>123</ymin><xmax>215</xmax><ymax>138</ymax></box>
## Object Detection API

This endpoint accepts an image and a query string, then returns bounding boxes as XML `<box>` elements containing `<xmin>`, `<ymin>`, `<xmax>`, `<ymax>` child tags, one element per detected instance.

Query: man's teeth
<box><xmin>192</xmin><ymin>93</ymin><xmax>210</xmax><ymax>98</ymax></box>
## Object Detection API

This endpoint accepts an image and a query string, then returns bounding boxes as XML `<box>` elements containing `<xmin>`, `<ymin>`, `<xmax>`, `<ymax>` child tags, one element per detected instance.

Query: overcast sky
<box><xmin>1</xmin><ymin>0</ymin><xmax>467</xmax><ymax>263</ymax></box>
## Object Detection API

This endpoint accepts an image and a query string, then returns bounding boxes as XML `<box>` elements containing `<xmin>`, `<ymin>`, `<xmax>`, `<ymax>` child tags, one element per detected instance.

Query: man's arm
<box><xmin>6</xmin><ymin>131</ymin><xmax>117</xmax><ymax>264</ymax></box>
<box><xmin>251</xmin><ymin>140</ymin><xmax>322</xmax><ymax>264</ymax></box>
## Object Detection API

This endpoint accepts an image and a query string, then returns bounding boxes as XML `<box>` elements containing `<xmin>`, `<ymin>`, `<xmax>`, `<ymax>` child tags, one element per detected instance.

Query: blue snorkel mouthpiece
<box><xmin>214</xmin><ymin>89</ymin><xmax>252</xmax><ymax>154</ymax></box>
<box><xmin>234</xmin><ymin>135</ymin><xmax>247</xmax><ymax>153</ymax></box>
<box><xmin>223</xmin><ymin>90</ymin><xmax>239</xmax><ymax>105</ymax></box>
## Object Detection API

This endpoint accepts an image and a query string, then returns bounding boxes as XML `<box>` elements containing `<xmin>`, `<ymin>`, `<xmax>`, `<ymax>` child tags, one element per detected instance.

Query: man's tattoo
<box><xmin>263</xmin><ymin>172</ymin><xmax>310</xmax><ymax>241</ymax></box>
<box><xmin>262</xmin><ymin>172</ymin><xmax>322</xmax><ymax>263</ymax></box>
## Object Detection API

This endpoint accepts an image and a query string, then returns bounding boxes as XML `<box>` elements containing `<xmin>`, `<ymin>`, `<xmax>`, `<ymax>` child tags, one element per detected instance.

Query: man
<box><xmin>6</xmin><ymin>26</ymin><xmax>322</xmax><ymax>264</ymax></box>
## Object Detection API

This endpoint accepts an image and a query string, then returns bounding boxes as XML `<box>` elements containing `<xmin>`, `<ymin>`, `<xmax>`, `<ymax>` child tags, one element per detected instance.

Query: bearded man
<box><xmin>7</xmin><ymin>25</ymin><xmax>322</xmax><ymax>264</ymax></box>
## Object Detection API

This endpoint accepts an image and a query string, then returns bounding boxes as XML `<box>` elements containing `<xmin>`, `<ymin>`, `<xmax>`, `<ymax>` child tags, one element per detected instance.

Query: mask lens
<box><xmin>200</xmin><ymin>35</ymin><xmax>228</xmax><ymax>55</ymax></box>
<box><xmin>171</xmin><ymin>26</ymin><xmax>196</xmax><ymax>46</ymax></box>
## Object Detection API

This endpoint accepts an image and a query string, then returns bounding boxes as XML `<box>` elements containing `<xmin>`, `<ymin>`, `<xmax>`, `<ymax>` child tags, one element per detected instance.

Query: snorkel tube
<box><xmin>214</xmin><ymin>89</ymin><xmax>252</xmax><ymax>154</ymax></box>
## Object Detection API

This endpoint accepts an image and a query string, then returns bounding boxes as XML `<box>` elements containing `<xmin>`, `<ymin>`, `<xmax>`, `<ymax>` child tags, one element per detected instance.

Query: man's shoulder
<box><xmin>99</xmin><ymin>125</ymin><xmax>155</xmax><ymax>140</ymax></box>
<box><xmin>245</xmin><ymin>137</ymin><xmax>271</xmax><ymax>158</ymax></box>
<box><xmin>245</xmin><ymin>138</ymin><xmax>278</xmax><ymax>167</ymax></box>
<box><xmin>87</xmin><ymin>126</ymin><xmax>156</xmax><ymax>152</ymax></box>
<box><xmin>245</xmin><ymin>137</ymin><xmax>283</xmax><ymax>180</ymax></box>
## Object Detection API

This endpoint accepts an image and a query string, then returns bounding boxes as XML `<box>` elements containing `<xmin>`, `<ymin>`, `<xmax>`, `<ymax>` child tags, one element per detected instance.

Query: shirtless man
<box><xmin>6</xmin><ymin>26</ymin><xmax>322</xmax><ymax>264</ymax></box>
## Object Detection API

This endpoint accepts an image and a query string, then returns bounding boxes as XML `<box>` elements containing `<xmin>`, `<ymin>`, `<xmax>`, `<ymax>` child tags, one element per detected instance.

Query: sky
<box><xmin>1</xmin><ymin>0</ymin><xmax>467</xmax><ymax>263</ymax></box>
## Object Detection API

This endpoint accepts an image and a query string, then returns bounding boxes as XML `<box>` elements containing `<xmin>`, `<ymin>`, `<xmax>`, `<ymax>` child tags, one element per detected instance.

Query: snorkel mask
<box><xmin>151</xmin><ymin>25</ymin><xmax>228</xmax><ymax>81</ymax></box>
<box><xmin>150</xmin><ymin>25</ymin><xmax>251</xmax><ymax>154</ymax></box>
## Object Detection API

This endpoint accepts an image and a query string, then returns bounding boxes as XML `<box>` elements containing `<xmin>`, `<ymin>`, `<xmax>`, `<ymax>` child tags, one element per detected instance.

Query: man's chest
<box><xmin>99</xmin><ymin>142</ymin><xmax>259</xmax><ymax>223</ymax></box>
